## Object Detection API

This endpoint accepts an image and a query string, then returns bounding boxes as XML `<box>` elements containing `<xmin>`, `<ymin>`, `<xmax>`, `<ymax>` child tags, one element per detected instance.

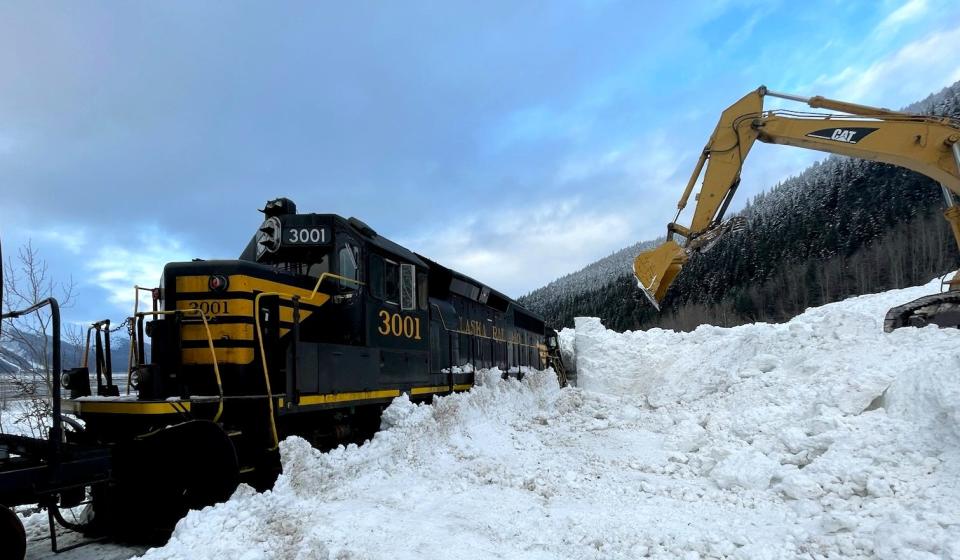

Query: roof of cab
<box><xmin>340</xmin><ymin>215</ymin><xmax>427</xmax><ymax>267</ymax></box>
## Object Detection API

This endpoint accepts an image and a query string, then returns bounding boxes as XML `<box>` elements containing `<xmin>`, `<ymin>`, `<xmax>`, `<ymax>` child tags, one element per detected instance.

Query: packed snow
<box><xmin>19</xmin><ymin>277</ymin><xmax>960</xmax><ymax>559</ymax></box>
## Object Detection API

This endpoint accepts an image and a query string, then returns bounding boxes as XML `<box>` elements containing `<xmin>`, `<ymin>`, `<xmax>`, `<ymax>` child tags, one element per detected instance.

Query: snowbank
<box><xmin>137</xmin><ymin>278</ymin><xmax>960</xmax><ymax>560</ymax></box>
<box><xmin>557</xmin><ymin>326</ymin><xmax>576</xmax><ymax>375</ymax></box>
<box><xmin>571</xmin><ymin>277</ymin><xmax>960</xmax><ymax>558</ymax></box>
<box><xmin>142</xmin><ymin>369</ymin><xmax>576</xmax><ymax>560</ymax></box>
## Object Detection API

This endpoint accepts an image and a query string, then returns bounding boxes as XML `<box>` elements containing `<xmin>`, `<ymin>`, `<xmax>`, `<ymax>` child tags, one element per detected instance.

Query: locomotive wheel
<box><xmin>0</xmin><ymin>504</ymin><xmax>26</xmax><ymax>560</ymax></box>
<box><xmin>90</xmin><ymin>420</ymin><xmax>239</xmax><ymax>542</ymax></box>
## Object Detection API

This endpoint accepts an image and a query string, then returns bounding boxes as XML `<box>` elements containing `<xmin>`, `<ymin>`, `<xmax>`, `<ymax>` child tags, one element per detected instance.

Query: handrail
<box><xmin>82</xmin><ymin>324</ymin><xmax>93</xmax><ymax>368</ymax></box>
<box><xmin>253</xmin><ymin>271</ymin><xmax>362</xmax><ymax>449</ymax></box>
<box><xmin>81</xmin><ymin>319</ymin><xmax>117</xmax><ymax>395</ymax></box>
<box><xmin>127</xmin><ymin>286</ymin><xmax>155</xmax><ymax>393</ymax></box>
<box><xmin>134</xmin><ymin>308</ymin><xmax>224</xmax><ymax>422</ymax></box>
<box><xmin>1</xmin><ymin>298</ymin><xmax>63</xmax><ymax>458</ymax></box>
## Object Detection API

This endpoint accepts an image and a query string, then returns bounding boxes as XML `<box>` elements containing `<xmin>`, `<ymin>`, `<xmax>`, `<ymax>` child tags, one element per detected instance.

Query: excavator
<box><xmin>633</xmin><ymin>85</ymin><xmax>960</xmax><ymax>332</ymax></box>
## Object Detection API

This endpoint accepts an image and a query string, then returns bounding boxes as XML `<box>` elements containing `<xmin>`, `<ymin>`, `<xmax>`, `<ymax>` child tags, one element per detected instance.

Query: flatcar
<box><xmin>0</xmin><ymin>198</ymin><xmax>566</xmax><ymax>551</ymax></box>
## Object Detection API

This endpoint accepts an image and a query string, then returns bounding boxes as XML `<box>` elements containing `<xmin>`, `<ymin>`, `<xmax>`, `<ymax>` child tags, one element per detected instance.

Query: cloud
<box><xmin>86</xmin><ymin>228</ymin><xmax>190</xmax><ymax>309</ymax></box>
<box><xmin>810</xmin><ymin>23</ymin><xmax>960</xmax><ymax>108</ymax></box>
<box><xmin>721</xmin><ymin>2</ymin><xmax>779</xmax><ymax>50</ymax></box>
<box><xmin>401</xmin><ymin>198</ymin><xmax>633</xmax><ymax>297</ymax></box>
<box><xmin>402</xmin><ymin>129</ymin><xmax>695</xmax><ymax>297</ymax></box>
<box><xmin>554</xmin><ymin>131</ymin><xmax>682</xmax><ymax>188</ymax></box>
<box><xmin>25</xmin><ymin>227</ymin><xmax>88</xmax><ymax>255</ymax></box>
<box><xmin>876</xmin><ymin>0</ymin><xmax>928</xmax><ymax>33</ymax></box>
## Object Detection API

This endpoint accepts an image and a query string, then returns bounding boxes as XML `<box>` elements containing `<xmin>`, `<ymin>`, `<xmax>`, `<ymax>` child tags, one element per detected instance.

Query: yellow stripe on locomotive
<box><xmin>171</xmin><ymin>274</ymin><xmax>328</xmax><ymax>365</ymax></box>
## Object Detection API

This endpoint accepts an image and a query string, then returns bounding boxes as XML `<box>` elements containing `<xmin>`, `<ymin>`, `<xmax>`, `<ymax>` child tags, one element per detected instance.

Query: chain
<box><xmin>97</xmin><ymin>317</ymin><xmax>132</xmax><ymax>334</ymax></box>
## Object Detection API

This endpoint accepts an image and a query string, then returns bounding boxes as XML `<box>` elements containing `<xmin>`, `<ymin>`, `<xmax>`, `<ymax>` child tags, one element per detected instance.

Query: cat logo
<box><xmin>806</xmin><ymin>127</ymin><xmax>878</xmax><ymax>144</ymax></box>
<box><xmin>831</xmin><ymin>129</ymin><xmax>856</xmax><ymax>142</ymax></box>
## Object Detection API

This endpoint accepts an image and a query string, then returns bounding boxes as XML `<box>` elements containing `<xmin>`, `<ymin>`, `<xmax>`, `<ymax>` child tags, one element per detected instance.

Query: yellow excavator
<box><xmin>633</xmin><ymin>85</ymin><xmax>960</xmax><ymax>332</ymax></box>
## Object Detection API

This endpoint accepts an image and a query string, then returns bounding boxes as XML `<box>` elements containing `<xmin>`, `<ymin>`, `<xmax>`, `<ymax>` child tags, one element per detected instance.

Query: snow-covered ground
<box><xmin>21</xmin><ymin>277</ymin><xmax>960</xmax><ymax>559</ymax></box>
<box><xmin>1</xmin><ymin>398</ymin><xmax>34</xmax><ymax>436</ymax></box>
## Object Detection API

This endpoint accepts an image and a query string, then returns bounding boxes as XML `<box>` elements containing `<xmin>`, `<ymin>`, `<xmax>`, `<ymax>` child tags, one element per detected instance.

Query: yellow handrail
<box><xmin>127</xmin><ymin>286</ymin><xmax>155</xmax><ymax>394</ymax></box>
<box><xmin>134</xmin><ymin>308</ymin><xmax>224</xmax><ymax>423</ymax></box>
<box><xmin>253</xmin><ymin>271</ymin><xmax>363</xmax><ymax>449</ymax></box>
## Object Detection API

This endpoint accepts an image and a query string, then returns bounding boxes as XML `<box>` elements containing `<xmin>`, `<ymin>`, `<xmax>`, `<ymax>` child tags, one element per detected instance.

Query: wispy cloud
<box><xmin>86</xmin><ymin>227</ymin><xmax>189</xmax><ymax>309</ymax></box>
<box><xmin>406</xmin><ymin>128</ymin><xmax>692</xmax><ymax>296</ymax></box>
<box><xmin>829</xmin><ymin>23</ymin><xmax>960</xmax><ymax>106</ymax></box>
<box><xmin>402</xmin><ymin>198</ymin><xmax>633</xmax><ymax>297</ymax></box>
<box><xmin>722</xmin><ymin>2</ymin><xmax>778</xmax><ymax>50</ymax></box>
<box><xmin>554</xmin><ymin>131</ymin><xmax>682</xmax><ymax>188</ymax></box>
<box><xmin>26</xmin><ymin>227</ymin><xmax>88</xmax><ymax>254</ymax></box>
<box><xmin>876</xmin><ymin>0</ymin><xmax>928</xmax><ymax>33</ymax></box>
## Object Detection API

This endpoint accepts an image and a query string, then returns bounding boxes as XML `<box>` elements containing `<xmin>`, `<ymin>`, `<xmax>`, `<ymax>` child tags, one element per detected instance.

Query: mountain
<box><xmin>521</xmin><ymin>239</ymin><xmax>657</xmax><ymax>312</ymax></box>
<box><xmin>0</xmin><ymin>330</ymin><xmax>145</xmax><ymax>375</ymax></box>
<box><xmin>520</xmin><ymin>80</ymin><xmax>960</xmax><ymax>331</ymax></box>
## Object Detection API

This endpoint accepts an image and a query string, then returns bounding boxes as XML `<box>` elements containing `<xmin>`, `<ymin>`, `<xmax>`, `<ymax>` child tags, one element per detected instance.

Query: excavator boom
<box><xmin>634</xmin><ymin>86</ymin><xmax>960</xmax><ymax>317</ymax></box>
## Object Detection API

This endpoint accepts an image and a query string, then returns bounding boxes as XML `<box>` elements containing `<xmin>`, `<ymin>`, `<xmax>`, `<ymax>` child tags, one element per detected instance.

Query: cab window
<box><xmin>417</xmin><ymin>271</ymin><xmax>428</xmax><ymax>310</ymax></box>
<box><xmin>369</xmin><ymin>255</ymin><xmax>384</xmax><ymax>299</ymax></box>
<box><xmin>400</xmin><ymin>263</ymin><xmax>416</xmax><ymax>311</ymax></box>
<box><xmin>384</xmin><ymin>259</ymin><xmax>399</xmax><ymax>304</ymax></box>
<box><xmin>307</xmin><ymin>256</ymin><xmax>330</xmax><ymax>279</ymax></box>
<box><xmin>369</xmin><ymin>253</ymin><xmax>418</xmax><ymax>309</ymax></box>
<box><xmin>338</xmin><ymin>244</ymin><xmax>359</xmax><ymax>290</ymax></box>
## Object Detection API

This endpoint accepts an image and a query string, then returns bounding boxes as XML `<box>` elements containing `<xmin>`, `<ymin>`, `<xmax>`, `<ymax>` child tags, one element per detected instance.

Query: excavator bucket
<box><xmin>633</xmin><ymin>240</ymin><xmax>687</xmax><ymax>311</ymax></box>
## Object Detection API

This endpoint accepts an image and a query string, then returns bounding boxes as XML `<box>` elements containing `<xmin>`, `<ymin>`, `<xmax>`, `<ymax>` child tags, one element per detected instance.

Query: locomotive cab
<box><xmin>138</xmin><ymin>199</ymin><xmax>433</xmax><ymax>410</ymax></box>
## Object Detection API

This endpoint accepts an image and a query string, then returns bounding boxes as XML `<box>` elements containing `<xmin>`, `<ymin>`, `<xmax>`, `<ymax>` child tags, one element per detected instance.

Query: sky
<box><xmin>2</xmin><ymin>0</ymin><xmax>960</xmax><ymax>324</ymax></box>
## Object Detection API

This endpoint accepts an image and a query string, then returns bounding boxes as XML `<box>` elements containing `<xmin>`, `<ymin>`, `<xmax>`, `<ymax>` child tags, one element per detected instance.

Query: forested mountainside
<box><xmin>523</xmin><ymin>240</ymin><xmax>658</xmax><ymax>309</ymax></box>
<box><xmin>521</xmin><ymin>80</ymin><xmax>960</xmax><ymax>332</ymax></box>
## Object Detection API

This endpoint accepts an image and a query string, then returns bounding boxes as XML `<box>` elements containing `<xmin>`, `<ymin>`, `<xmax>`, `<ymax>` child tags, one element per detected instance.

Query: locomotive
<box><xmin>0</xmin><ymin>198</ymin><xmax>566</xmax><ymax>554</ymax></box>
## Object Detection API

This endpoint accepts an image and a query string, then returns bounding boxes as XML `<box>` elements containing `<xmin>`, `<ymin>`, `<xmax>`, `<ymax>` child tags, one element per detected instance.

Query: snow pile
<box><xmin>557</xmin><ymin>326</ymin><xmax>576</xmax><ymax>375</ymax></box>
<box><xmin>139</xmin><ymin>278</ymin><xmax>960</xmax><ymax>560</ymax></box>
<box><xmin>143</xmin><ymin>369</ymin><xmax>575</xmax><ymax>560</ymax></box>
<box><xmin>440</xmin><ymin>363</ymin><xmax>475</xmax><ymax>374</ymax></box>
<box><xmin>572</xmin><ymin>277</ymin><xmax>960</xmax><ymax>558</ymax></box>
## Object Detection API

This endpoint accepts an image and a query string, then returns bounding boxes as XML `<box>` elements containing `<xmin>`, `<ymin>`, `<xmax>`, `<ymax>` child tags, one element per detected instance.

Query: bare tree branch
<box><xmin>1</xmin><ymin>240</ymin><xmax>75</xmax><ymax>438</ymax></box>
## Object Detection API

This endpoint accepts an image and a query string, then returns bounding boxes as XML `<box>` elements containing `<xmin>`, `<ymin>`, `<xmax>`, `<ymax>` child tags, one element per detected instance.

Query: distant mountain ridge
<box><xmin>520</xmin><ymin>239</ymin><xmax>657</xmax><ymax>312</ymax></box>
<box><xmin>0</xmin><ymin>331</ymin><xmax>144</xmax><ymax>374</ymax></box>
<box><xmin>521</xmin><ymin>80</ymin><xmax>960</xmax><ymax>331</ymax></box>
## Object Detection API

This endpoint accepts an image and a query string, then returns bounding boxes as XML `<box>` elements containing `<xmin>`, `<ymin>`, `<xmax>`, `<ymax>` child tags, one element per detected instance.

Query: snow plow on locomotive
<box><xmin>0</xmin><ymin>198</ymin><xmax>567</xmax><ymax>556</ymax></box>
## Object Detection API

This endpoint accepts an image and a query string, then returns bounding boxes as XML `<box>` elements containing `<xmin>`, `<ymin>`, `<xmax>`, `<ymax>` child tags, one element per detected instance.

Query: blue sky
<box><xmin>2</xmin><ymin>0</ymin><xmax>960</xmax><ymax>324</ymax></box>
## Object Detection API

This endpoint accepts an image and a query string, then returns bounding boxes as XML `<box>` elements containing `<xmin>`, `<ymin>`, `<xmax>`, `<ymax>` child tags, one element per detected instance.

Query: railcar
<box><xmin>0</xmin><ymin>198</ymin><xmax>566</xmax><ymax>554</ymax></box>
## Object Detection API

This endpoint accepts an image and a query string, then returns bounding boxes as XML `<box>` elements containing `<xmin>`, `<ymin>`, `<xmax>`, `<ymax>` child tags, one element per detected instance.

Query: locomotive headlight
<box><xmin>61</xmin><ymin>367</ymin><xmax>91</xmax><ymax>398</ymax></box>
<box><xmin>208</xmin><ymin>275</ymin><xmax>229</xmax><ymax>292</ymax></box>
<box><xmin>256</xmin><ymin>216</ymin><xmax>282</xmax><ymax>259</ymax></box>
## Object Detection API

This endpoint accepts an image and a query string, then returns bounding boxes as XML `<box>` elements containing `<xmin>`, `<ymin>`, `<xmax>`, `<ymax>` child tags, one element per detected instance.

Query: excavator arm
<box><xmin>634</xmin><ymin>86</ymin><xmax>960</xmax><ymax>311</ymax></box>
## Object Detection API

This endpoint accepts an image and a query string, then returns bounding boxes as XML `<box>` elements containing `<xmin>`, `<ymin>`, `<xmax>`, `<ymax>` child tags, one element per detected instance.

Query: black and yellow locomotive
<box><xmin>0</xmin><ymin>198</ymin><xmax>565</xmax><ymax>552</ymax></box>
